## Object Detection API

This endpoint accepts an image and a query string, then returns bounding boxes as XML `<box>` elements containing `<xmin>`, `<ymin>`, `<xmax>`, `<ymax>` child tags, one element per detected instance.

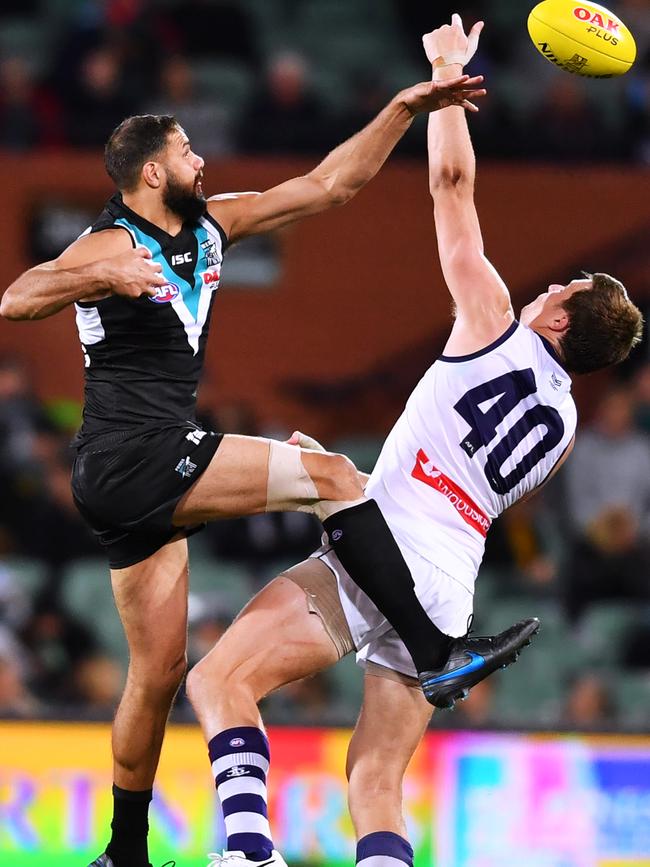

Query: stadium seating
<box><xmin>186</xmin><ymin>555</ymin><xmax>255</xmax><ymax>616</ymax></box>
<box><xmin>61</xmin><ymin>558</ymin><xmax>128</xmax><ymax>668</ymax></box>
<box><xmin>329</xmin><ymin>436</ymin><xmax>383</xmax><ymax>474</ymax></box>
<box><xmin>1</xmin><ymin>556</ymin><xmax>49</xmax><ymax>597</ymax></box>
<box><xmin>191</xmin><ymin>59</ymin><xmax>255</xmax><ymax>123</ymax></box>
<box><xmin>578</xmin><ymin>602</ymin><xmax>643</xmax><ymax>670</ymax></box>
<box><xmin>613</xmin><ymin>673</ymin><xmax>650</xmax><ymax>728</ymax></box>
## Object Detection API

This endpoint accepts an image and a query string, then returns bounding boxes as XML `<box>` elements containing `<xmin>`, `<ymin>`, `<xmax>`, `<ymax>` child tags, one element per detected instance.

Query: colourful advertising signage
<box><xmin>1</xmin><ymin>723</ymin><xmax>649</xmax><ymax>866</ymax></box>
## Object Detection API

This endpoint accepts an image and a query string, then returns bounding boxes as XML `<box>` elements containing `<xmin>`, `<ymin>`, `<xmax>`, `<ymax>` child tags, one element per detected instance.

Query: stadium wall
<box><xmin>0</xmin><ymin>157</ymin><xmax>648</xmax><ymax>438</ymax></box>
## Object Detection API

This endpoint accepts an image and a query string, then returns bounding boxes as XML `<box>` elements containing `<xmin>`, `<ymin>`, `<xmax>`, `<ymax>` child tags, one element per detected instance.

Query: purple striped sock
<box><xmin>208</xmin><ymin>727</ymin><xmax>273</xmax><ymax>861</ymax></box>
<box><xmin>356</xmin><ymin>832</ymin><xmax>414</xmax><ymax>867</ymax></box>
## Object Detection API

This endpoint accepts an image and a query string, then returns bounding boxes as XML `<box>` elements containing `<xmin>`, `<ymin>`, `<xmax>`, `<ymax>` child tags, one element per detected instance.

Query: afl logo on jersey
<box><xmin>150</xmin><ymin>282</ymin><xmax>180</xmax><ymax>304</ymax></box>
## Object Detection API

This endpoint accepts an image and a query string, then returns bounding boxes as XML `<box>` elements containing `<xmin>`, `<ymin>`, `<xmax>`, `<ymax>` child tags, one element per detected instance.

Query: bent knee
<box><xmin>129</xmin><ymin>649</ymin><xmax>187</xmax><ymax>696</ymax></box>
<box><xmin>186</xmin><ymin>653</ymin><xmax>260</xmax><ymax>707</ymax></box>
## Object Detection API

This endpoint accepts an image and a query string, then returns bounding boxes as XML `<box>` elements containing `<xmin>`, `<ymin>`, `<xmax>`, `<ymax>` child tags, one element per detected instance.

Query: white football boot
<box><xmin>206</xmin><ymin>851</ymin><xmax>288</xmax><ymax>867</ymax></box>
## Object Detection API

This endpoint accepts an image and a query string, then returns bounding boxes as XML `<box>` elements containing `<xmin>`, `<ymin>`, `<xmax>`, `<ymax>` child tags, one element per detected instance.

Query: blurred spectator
<box><xmin>18</xmin><ymin>450</ymin><xmax>99</xmax><ymax>572</ymax></box>
<box><xmin>0</xmin><ymin>646</ymin><xmax>38</xmax><ymax>718</ymax></box>
<box><xmin>332</xmin><ymin>71</ymin><xmax>399</xmax><ymax>152</ymax></box>
<box><xmin>49</xmin><ymin>0</ymin><xmax>170</xmax><ymax>116</ymax></box>
<box><xmin>206</xmin><ymin>510</ymin><xmax>321</xmax><ymax>577</ymax></box>
<box><xmin>633</xmin><ymin>362</ymin><xmax>650</xmax><ymax>435</ymax></box>
<box><xmin>561</xmin><ymin>505</ymin><xmax>650</xmax><ymax>622</ymax></box>
<box><xmin>0</xmin><ymin>57</ymin><xmax>64</xmax><ymax>151</ymax></box>
<box><xmin>0</xmin><ymin>355</ymin><xmax>59</xmax><ymax>548</ymax></box>
<box><xmin>265</xmin><ymin>671</ymin><xmax>352</xmax><ymax>726</ymax></box>
<box><xmin>238</xmin><ymin>52</ymin><xmax>332</xmax><ymax>155</ymax></box>
<box><xmin>18</xmin><ymin>594</ymin><xmax>99</xmax><ymax>705</ymax></box>
<box><xmin>62</xmin><ymin>44</ymin><xmax>136</xmax><ymax>148</ymax></box>
<box><xmin>482</xmin><ymin>498</ymin><xmax>558</xmax><ymax>595</ymax></box>
<box><xmin>522</xmin><ymin>77</ymin><xmax>621</xmax><ymax>161</ymax></box>
<box><xmin>144</xmin><ymin>55</ymin><xmax>233</xmax><ymax>157</ymax></box>
<box><xmin>564</xmin><ymin>386</ymin><xmax>650</xmax><ymax>536</ymax></box>
<box><xmin>0</xmin><ymin>564</ymin><xmax>31</xmax><ymax>630</ymax></box>
<box><xmin>622</xmin><ymin>615</ymin><xmax>650</xmax><ymax>669</ymax></box>
<box><xmin>452</xmin><ymin>678</ymin><xmax>497</xmax><ymax>727</ymax></box>
<box><xmin>168</xmin><ymin>0</ymin><xmax>261</xmax><ymax>67</ymax></box>
<box><xmin>562</xmin><ymin>673</ymin><xmax>616</xmax><ymax>729</ymax></box>
<box><xmin>0</xmin><ymin>359</ymin><xmax>98</xmax><ymax>571</ymax></box>
<box><xmin>71</xmin><ymin>654</ymin><xmax>124</xmax><ymax>716</ymax></box>
<box><xmin>0</xmin><ymin>355</ymin><xmax>54</xmax><ymax>477</ymax></box>
<box><xmin>187</xmin><ymin>593</ymin><xmax>233</xmax><ymax>668</ymax></box>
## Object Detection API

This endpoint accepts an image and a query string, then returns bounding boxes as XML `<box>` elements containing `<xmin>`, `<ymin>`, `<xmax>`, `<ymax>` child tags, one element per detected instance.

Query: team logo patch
<box><xmin>201</xmin><ymin>239</ymin><xmax>220</xmax><ymax>267</ymax></box>
<box><xmin>229</xmin><ymin>737</ymin><xmax>245</xmax><ymax>748</ymax></box>
<box><xmin>175</xmin><ymin>456</ymin><xmax>197</xmax><ymax>478</ymax></box>
<box><xmin>150</xmin><ymin>282</ymin><xmax>180</xmax><ymax>304</ymax></box>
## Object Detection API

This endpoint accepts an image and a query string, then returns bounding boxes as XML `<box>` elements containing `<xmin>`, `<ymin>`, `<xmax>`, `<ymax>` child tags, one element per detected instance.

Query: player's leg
<box><xmin>99</xmin><ymin>537</ymin><xmax>190</xmax><ymax>867</ymax></box>
<box><xmin>185</xmin><ymin>557</ymin><xmax>347</xmax><ymax>864</ymax></box>
<box><xmin>173</xmin><ymin>433</ymin><xmax>455</xmax><ymax>682</ymax></box>
<box><xmin>346</xmin><ymin>669</ymin><xmax>433</xmax><ymax>866</ymax></box>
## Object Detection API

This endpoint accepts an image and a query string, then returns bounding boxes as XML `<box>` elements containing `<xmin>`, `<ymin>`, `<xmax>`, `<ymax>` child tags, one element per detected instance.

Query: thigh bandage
<box><xmin>266</xmin><ymin>440</ymin><xmax>320</xmax><ymax>512</ymax></box>
<box><xmin>266</xmin><ymin>440</ymin><xmax>365</xmax><ymax>520</ymax></box>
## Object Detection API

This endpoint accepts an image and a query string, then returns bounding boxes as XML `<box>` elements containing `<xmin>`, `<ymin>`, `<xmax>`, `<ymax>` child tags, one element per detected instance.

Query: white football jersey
<box><xmin>366</xmin><ymin>321</ymin><xmax>577</xmax><ymax>591</ymax></box>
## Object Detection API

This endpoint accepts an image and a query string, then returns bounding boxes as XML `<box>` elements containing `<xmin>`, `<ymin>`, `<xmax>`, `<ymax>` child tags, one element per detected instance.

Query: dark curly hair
<box><xmin>104</xmin><ymin>114</ymin><xmax>180</xmax><ymax>191</ymax></box>
<box><xmin>558</xmin><ymin>273</ymin><xmax>644</xmax><ymax>374</ymax></box>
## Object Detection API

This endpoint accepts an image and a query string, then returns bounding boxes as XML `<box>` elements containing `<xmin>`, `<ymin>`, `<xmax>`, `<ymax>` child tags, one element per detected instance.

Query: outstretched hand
<box><xmin>400</xmin><ymin>74</ymin><xmax>486</xmax><ymax>116</ymax></box>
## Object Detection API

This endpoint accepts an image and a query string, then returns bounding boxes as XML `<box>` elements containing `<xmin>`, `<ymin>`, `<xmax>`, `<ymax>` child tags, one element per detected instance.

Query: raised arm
<box><xmin>208</xmin><ymin>75</ymin><xmax>486</xmax><ymax>242</ymax></box>
<box><xmin>425</xmin><ymin>15</ymin><xmax>514</xmax><ymax>351</ymax></box>
<box><xmin>0</xmin><ymin>230</ymin><xmax>166</xmax><ymax>321</ymax></box>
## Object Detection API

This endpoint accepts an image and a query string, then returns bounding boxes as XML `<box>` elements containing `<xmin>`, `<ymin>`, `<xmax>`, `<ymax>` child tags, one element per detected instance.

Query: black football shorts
<box><xmin>71</xmin><ymin>423</ymin><xmax>224</xmax><ymax>569</ymax></box>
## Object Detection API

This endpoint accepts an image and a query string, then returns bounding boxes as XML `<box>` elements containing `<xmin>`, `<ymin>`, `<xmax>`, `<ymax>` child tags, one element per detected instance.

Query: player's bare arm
<box><xmin>208</xmin><ymin>75</ymin><xmax>486</xmax><ymax>242</ymax></box>
<box><xmin>425</xmin><ymin>16</ymin><xmax>515</xmax><ymax>355</ymax></box>
<box><xmin>0</xmin><ymin>229</ymin><xmax>165</xmax><ymax>321</ymax></box>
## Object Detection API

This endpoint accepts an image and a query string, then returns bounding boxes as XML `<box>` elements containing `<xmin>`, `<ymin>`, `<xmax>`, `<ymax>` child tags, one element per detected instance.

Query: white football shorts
<box><xmin>311</xmin><ymin>537</ymin><xmax>474</xmax><ymax>680</ymax></box>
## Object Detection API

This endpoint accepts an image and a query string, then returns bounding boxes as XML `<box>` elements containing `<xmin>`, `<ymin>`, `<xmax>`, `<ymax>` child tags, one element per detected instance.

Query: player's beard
<box><xmin>162</xmin><ymin>170</ymin><xmax>206</xmax><ymax>223</ymax></box>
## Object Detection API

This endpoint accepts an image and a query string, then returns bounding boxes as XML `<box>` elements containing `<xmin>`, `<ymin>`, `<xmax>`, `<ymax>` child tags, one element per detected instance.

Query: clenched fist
<box><xmin>102</xmin><ymin>246</ymin><xmax>166</xmax><ymax>299</ymax></box>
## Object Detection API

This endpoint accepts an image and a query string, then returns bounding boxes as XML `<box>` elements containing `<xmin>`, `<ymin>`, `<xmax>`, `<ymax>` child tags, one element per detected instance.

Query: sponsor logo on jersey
<box><xmin>150</xmin><ymin>282</ymin><xmax>181</xmax><ymax>304</ymax></box>
<box><xmin>171</xmin><ymin>252</ymin><xmax>193</xmax><ymax>265</ymax></box>
<box><xmin>550</xmin><ymin>373</ymin><xmax>563</xmax><ymax>390</ymax></box>
<box><xmin>202</xmin><ymin>267</ymin><xmax>221</xmax><ymax>285</ymax></box>
<box><xmin>411</xmin><ymin>449</ymin><xmax>491</xmax><ymax>537</ymax></box>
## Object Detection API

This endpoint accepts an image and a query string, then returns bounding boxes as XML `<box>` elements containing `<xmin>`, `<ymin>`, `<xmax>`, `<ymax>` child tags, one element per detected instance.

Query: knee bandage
<box><xmin>265</xmin><ymin>441</ymin><xmax>365</xmax><ymax>520</ymax></box>
<box><xmin>266</xmin><ymin>440</ymin><xmax>320</xmax><ymax>513</ymax></box>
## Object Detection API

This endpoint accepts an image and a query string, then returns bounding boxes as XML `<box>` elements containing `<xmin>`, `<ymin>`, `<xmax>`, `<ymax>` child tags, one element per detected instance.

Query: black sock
<box><xmin>323</xmin><ymin>499</ymin><xmax>452</xmax><ymax>673</ymax></box>
<box><xmin>105</xmin><ymin>784</ymin><xmax>152</xmax><ymax>867</ymax></box>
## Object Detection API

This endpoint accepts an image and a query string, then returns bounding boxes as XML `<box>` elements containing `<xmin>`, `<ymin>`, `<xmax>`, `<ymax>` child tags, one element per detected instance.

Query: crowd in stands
<box><xmin>0</xmin><ymin>0</ymin><xmax>649</xmax><ymax>729</ymax></box>
<box><xmin>0</xmin><ymin>345</ymin><xmax>650</xmax><ymax>728</ymax></box>
<box><xmin>0</xmin><ymin>0</ymin><xmax>647</xmax><ymax>162</ymax></box>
